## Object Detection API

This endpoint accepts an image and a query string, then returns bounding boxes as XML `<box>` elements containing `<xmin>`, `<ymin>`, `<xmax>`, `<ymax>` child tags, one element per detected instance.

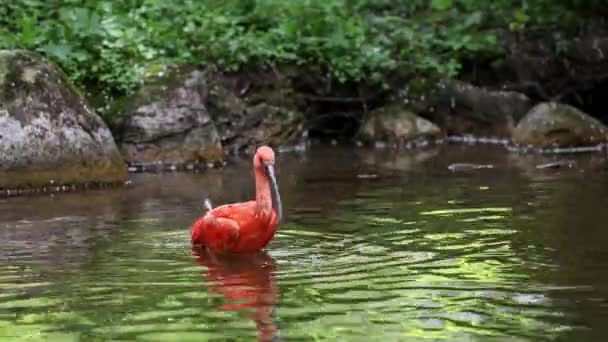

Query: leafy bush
<box><xmin>0</xmin><ymin>0</ymin><xmax>590</xmax><ymax>107</ymax></box>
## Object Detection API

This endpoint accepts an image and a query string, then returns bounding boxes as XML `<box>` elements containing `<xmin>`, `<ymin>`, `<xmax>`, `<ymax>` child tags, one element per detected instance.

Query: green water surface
<box><xmin>1</xmin><ymin>145</ymin><xmax>607</xmax><ymax>341</ymax></box>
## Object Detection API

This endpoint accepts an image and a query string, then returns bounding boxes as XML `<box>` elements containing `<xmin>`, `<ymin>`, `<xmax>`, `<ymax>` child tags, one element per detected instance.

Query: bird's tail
<box><xmin>204</xmin><ymin>198</ymin><xmax>213</xmax><ymax>212</ymax></box>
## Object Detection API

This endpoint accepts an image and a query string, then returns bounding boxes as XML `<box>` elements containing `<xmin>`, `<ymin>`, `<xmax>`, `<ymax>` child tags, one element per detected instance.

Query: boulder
<box><xmin>110</xmin><ymin>65</ymin><xmax>223</xmax><ymax>169</ymax></box>
<box><xmin>512</xmin><ymin>102</ymin><xmax>608</xmax><ymax>148</ymax></box>
<box><xmin>0</xmin><ymin>49</ymin><xmax>127</xmax><ymax>191</ymax></box>
<box><xmin>357</xmin><ymin>104</ymin><xmax>441</xmax><ymax>146</ymax></box>
<box><xmin>410</xmin><ymin>79</ymin><xmax>533</xmax><ymax>137</ymax></box>
<box><xmin>206</xmin><ymin>65</ymin><xmax>305</xmax><ymax>154</ymax></box>
<box><xmin>493</xmin><ymin>25</ymin><xmax>608</xmax><ymax>116</ymax></box>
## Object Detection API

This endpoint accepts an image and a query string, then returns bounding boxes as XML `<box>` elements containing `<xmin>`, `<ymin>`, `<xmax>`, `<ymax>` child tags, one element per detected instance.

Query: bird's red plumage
<box><xmin>191</xmin><ymin>201</ymin><xmax>279</xmax><ymax>253</ymax></box>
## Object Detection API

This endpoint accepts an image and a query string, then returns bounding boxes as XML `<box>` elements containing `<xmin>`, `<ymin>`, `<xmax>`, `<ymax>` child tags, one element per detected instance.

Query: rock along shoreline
<box><xmin>1</xmin><ymin>49</ymin><xmax>607</xmax><ymax>196</ymax></box>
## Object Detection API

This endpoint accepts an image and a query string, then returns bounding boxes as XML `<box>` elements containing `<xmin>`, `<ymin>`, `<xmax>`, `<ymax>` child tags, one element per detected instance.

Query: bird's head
<box><xmin>255</xmin><ymin>146</ymin><xmax>282</xmax><ymax>223</ymax></box>
<box><xmin>256</xmin><ymin>146</ymin><xmax>275</xmax><ymax>166</ymax></box>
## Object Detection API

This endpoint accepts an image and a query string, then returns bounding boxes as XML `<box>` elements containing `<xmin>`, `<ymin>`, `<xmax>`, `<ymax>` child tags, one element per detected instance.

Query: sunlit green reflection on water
<box><xmin>1</xmin><ymin>146</ymin><xmax>607</xmax><ymax>341</ymax></box>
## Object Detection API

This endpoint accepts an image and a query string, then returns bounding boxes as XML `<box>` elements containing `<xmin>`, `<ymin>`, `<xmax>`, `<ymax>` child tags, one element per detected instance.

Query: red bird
<box><xmin>191</xmin><ymin>146</ymin><xmax>282</xmax><ymax>254</ymax></box>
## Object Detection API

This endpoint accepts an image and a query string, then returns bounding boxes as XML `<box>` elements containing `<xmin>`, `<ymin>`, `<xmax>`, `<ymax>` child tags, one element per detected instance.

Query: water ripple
<box><xmin>1</xmin><ymin>147</ymin><xmax>607</xmax><ymax>340</ymax></box>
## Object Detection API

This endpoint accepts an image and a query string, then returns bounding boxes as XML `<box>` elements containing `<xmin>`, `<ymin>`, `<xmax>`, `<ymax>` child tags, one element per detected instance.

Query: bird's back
<box><xmin>191</xmin><ymin>201</ymin><xmax>279</xmax><ymax>253</ymax></box>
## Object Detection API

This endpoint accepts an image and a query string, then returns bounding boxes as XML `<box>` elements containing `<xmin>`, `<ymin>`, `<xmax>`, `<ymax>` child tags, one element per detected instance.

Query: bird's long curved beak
<box><xmin>265</xmin><ymin>164</ymin><xmax>282</xmax><ymax>223</ymax></box>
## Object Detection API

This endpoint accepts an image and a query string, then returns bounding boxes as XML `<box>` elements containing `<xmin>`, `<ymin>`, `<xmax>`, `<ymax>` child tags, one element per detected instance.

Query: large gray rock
<box><xmin>410</xmin><ymin>79</ymin><xmax>533</xmax><ymax>137</ymax></box>
<box><xmin>512</xmin><ymin>102</ymin><xmax>608</xmax><ymax>148</ymax></box>
<box><xmin>0</xmin><ymin>49</ymin><xmax>127</xmax><ymax>191</ymax></box>
<box><xmin>206</xmin><ymin>65</ymin><xmax>305</xmax><ymax>154</ymax></box>
<box><xmin>357</xmin><ymin>104</ymin><xmax>441</xmax><ymax>145</ymax></box>
<box><xmin>110</xmin><ymin>65</ymin><xmax>223</xmax><ymax>167</ymax></box>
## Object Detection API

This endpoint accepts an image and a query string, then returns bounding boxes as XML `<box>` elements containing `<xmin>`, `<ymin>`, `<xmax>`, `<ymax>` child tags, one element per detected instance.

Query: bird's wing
<box><xmin>211</xmin><ymin>201</ymin><xmax>257</xmax><ymax>221</ymax></box>
<box><xmin>198</xmin><ymin>217</ymin><xmax>240</xmax><ymax>251</ymax></box>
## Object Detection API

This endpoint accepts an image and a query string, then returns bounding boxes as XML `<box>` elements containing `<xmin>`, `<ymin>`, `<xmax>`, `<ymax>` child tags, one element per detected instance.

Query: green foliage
<box><xmin>0</xmin><ymin>0</ymin><xmax>592</xmax><ymax>103</ymax></box>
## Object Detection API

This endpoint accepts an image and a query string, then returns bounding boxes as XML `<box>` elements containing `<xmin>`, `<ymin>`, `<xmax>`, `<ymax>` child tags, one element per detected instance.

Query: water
<box><xmin>1</xmin><ymin>145</ymin><xmax>608</xmax><ymax>341</ymax></box>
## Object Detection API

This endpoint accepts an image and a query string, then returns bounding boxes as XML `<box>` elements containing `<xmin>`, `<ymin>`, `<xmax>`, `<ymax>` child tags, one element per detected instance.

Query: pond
<box><xmin>1</xmin><ymin>145</ymin><xmax>608</xmax><ymax>341</ymax></box>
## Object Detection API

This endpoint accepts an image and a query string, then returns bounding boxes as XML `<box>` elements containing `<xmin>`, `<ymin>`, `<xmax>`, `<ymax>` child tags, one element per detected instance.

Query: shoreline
<box><xmin>2</xmin><ymin>138</ymin><xmax>606</xmax><ymax>198</ymax></box>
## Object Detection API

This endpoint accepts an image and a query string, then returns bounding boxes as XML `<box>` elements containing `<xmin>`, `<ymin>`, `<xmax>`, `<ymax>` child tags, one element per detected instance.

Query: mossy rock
<box><xmin>205</xmin><ymin>65</ymin><xmax>305</xmax><ymax>153</ymax></box>
<box><xmin>109</xmin><ymin>65</ymin><xmax>223</xmax><ymax>166</ymax></box>
<box><xmin>0</xmin><ymin>49</ymin><xmax>127</xmax><ymax>191</ymax></box>
<box><xmin>357</xmin><ymin>104</ymin><xmax>442</xmax><ymax>145</ymax></box>
<box><xmin>512</xmin><ymin>102</ymin><xmax>608</xmax><ymax>148</ymax></box>
<box><xmin>409</xmin><ymin>79</ymin><xmax>533</xmax><ymax>137</ymax></box>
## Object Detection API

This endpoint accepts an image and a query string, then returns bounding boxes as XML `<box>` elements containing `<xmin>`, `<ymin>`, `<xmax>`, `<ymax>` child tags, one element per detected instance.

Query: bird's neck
<box><xmin>254</xmin><ymin>166</ymin><xmax>272</xmax><ymax>217</ymax></box>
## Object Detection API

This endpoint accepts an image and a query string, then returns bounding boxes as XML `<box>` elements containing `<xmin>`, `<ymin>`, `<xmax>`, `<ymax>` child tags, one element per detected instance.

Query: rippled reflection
<box><xmin>193</xmin><ymin>248</ymin><xmax>279</xmax><ymax>342</ymax></box>
<box><xmin>0</xmin><ymin>145</ymin><xmax>607</xmax><ymax>341</ymax></box>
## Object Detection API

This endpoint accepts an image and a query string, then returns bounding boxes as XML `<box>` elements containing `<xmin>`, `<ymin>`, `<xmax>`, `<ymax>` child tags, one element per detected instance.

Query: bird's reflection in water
<box><xmin>193</xmin><ymin>247</ymin><xmax>280</xmax><ymax>342</ymax></box>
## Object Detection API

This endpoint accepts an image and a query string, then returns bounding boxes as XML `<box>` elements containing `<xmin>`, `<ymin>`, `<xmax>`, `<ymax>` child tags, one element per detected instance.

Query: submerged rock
<box><xmin>0</xmin><ymin>49</ymin><xmax>127</xmax><ymax>190</ymax></box>
<box><xmin>110</xmin><ymin>65</ymin><xmax>223</xmax><ymax>167</ymax></box>
<box><xmin>512</xmin><ymin>102</ymin><xmax>608</xmax><ymax>148</ymax></box>
<box><xmin>410</xmin><ymin>79</ymin><xmax>533</xmax><ymax>137</ymax></box>
<box><xmin>357</xmin><ymin>104</ymin><xmax>441</xmax><ymax>146</ymax></box>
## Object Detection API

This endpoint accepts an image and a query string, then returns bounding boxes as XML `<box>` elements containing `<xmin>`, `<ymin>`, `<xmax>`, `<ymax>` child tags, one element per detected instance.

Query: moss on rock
<box><xmin>0</xmin><ymin>49</ymin><xmax>127</xmax><ymax>191</ymax></box>
<box><xmin>512</xmin><ymin>102</ymin><xmax>608</xmax><ymax>148</ymax></box>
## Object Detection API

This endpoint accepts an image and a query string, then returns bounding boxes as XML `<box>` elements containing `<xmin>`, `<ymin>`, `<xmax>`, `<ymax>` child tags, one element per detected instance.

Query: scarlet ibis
<box><xmin>191</xmin><ymin>146</ymin><xmax>282</xmax><ymax>253</ymax></box>
<box><xmin>193</xmin><ymin>248</ymin><xmax>279</xmax><ymax>341</ymax></box>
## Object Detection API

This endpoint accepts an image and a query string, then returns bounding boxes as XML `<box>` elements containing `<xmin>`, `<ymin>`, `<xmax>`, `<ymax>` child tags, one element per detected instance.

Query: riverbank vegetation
<box><xmin>1</xmin><ymin>0</ymin><xmax>603</xmax><ymax>106</ymax></box>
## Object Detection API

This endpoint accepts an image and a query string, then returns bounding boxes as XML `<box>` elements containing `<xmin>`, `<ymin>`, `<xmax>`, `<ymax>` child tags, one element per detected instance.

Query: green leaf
<box><xmin>431</xmin><ymin>0</ymin><xmax>453</xmax><ymax>11</ymax></box>
<box><xmin>17</xmin><ymin>16</ymin><xmax>39</xmax><ymax>47</ymax></box>
<box><xmin>463</xmin><ymin>11</ymin><xmax>483</xmax><ymax>27</ymax></box>
<box><xmin>38</xmin><ymin>44</ymin><xmax>72</xmax><ymax>62</ymax></box>
<box><xmin>513</xmin><ymin>9</ymin><xmax>530</xmax><ymax>23</ymax></box>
